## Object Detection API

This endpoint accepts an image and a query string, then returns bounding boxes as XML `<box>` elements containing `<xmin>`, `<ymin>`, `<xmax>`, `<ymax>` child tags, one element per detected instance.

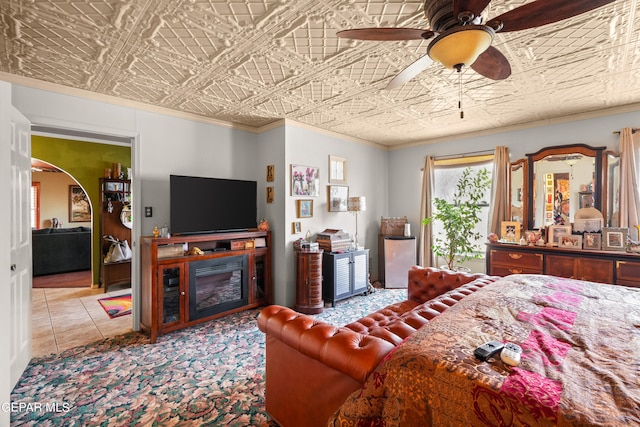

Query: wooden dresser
<box><xmin>486</xmin><ymin>242</ymin><xmax>640</xmax><ymax>287</ymax></box>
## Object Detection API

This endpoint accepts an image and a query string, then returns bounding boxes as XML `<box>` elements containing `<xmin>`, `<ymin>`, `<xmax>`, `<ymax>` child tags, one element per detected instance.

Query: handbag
<box><xmin>104</xmin><ymin>236</ymin><xmax>132</xmax><ymax>263</ymax></box>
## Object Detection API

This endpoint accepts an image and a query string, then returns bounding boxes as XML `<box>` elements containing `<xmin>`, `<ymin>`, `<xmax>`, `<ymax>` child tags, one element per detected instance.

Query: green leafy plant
<box><xmin>422</xmin><ymin>167</ymin><xmax>491</xmax><ymax>270</ymax></box>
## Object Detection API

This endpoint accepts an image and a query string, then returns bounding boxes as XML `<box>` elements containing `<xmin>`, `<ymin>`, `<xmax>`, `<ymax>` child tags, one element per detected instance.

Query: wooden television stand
<box><xmin>140</xmin><ymin>230</ymin><xmax>272</xmax><ymax>343</ymax></box>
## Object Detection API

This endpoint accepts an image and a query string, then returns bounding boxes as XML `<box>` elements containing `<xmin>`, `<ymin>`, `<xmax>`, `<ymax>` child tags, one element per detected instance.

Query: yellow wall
<box><xmin>32</xmin><ymin>136</ymin><xmax>131</xmax><ymax>285</ymax></box>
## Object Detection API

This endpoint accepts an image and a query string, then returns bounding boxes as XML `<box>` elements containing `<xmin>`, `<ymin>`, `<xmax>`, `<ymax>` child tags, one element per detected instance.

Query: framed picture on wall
<box><xmin>329</xmin><ymin>155</ymin><xmax>347</xmax><ymax>184</ymax></box>
<box><xmin>297</xmin><ymin>200</ymin><xmax>313</xmax><ymax>218</ymax></box>
<box><xmin>69</xmin><ymin>185</ymin><xmax>91</xmax><ymax>222</ymax></box>
<box><xmin>328</xmin><ymin>185</ymin><xmax>348</xmax><ymax>212</ymax></box>
<box><xmin>291</xmin><ymin>164</ymin><xmax>319</xmax><ymax>196</ymax></box>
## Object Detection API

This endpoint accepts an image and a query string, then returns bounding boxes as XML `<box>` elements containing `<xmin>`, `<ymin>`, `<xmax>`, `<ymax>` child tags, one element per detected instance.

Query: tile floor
<box><xmin>31</xmin><ymin>286</ymin><xmax>133</xmax><ymax>358</ymax></box>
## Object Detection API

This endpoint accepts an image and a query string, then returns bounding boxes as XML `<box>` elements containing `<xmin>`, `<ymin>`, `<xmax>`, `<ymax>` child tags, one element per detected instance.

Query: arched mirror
<box><xmin>510</xmin><ymin>158</ymin><xmax>527</xmax><ymax>228</ymax></box>
<box><xmin>526</xmin><ymin>144</ymin><xmax>606</xmax><ymax>230</ymax></box>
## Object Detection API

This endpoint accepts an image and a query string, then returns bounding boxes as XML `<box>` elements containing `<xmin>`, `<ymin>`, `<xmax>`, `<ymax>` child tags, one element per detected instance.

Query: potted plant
<box><xmin>422</xmin><ymin>167</ymin><xmax>491</xmax><ymax>271</ymax></box>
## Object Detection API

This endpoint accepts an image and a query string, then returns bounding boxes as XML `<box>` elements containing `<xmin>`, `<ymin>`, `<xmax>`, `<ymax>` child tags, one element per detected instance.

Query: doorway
<box><xmin>30</xmin><ymin>130</ymin><xmax>135</xmax><ymax>356</ymax></box>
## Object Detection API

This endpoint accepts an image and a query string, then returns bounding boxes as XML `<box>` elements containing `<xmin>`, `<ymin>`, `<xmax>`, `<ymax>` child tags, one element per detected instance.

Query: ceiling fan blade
<box><xmin>487</xmin><ymin>0</ymin><xmax>616</xmax><ymax>33</ymax></box>
<box><xmin>470</xmin><ymin>46</ymin><xmax>511</xmax><ymax>80</ymax></box>
<box><xmin>386</xmin><ymin>55</ymin><xmax>433</xmax><ymax>89</ymax></box>
<box><xmin>453</xmin><ymin>0</ymin><xmax>492</xmax><ymax>20</ymax></box>
<box><xmin>337</xmin><ymin>28</ymin><xmax>433</xmax><ymax>41</ymax></box>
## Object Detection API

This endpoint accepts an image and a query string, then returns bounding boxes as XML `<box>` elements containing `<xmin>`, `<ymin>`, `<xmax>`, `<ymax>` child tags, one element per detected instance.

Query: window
<box><xmin>31</xmin><ymin>182</ymin><xmax>40</xmax><ymax>229</ymax></box>
<box><xmin>432</xmin><ymin>158</ymin><xmax>493</xmax><ymax>258</ymax></box>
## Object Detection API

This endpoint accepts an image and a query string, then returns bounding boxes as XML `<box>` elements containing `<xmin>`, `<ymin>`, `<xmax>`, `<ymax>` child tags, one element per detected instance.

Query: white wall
<box><xmin>280</xmin><ymin>124</ymin><xmax>388</xmax><ymax>306</ymax></box>
<box><xmin>388</xmin><ymin>111</ymin><xmax>640</xmax><ymax>245</ymax></box>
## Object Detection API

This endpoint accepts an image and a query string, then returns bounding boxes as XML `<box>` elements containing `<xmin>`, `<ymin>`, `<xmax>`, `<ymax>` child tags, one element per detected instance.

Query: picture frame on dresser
<box><xmin>602</xmin><ymin>227</ymin><xmax>628</xmax><ymax>251</ymax></box>
<box><xmin>583</xmin><ymin>233</ymin><xmax>602</xmax><ymax>250</ymax></box>
<box><xmin>547</xmin><ymin>225</ymin><xmax>572</xmax><ymax>246</ymax></box>
<box><xmin>500</xmin><ymin>221</ymin><xmax>520</xmax><ymax>242</ymax></box>
<box><xmin>559</xmin><ymin>234</ymin><xmax>582</xmax><ymax>249</ymax></box>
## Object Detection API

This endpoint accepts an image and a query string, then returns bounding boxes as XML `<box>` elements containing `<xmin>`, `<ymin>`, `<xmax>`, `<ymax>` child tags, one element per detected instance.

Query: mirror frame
<box><xmin>510</xmin><ymin>158</ymin><xmax>528</xmax><ymax>229</ymax></box>
<box><xmin>525</xmin><ymin>144</ymin><xmax>606</xmax><ymax>230</ymax></box>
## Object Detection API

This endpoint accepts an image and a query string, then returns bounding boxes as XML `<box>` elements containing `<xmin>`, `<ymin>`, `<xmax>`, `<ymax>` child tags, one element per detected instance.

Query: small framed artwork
<box><xmin>292</xmin><ymin>222</ymin><xmax>301</xmax><ymax>234</ymax></box>
<box><xmin>69</xmin><ymin>185</ymin><xmax>91</xmax><ymax>222</ymax></box>
<box><xmin>266</xmin><ymin>165</ymin><xmax>274</xmax><ymax>182</ymax></box>
<box><xmin>328</xmin><ymin>185</ymin><xmax>348</xmax><ymax>212</ymax></box>
<box><xmin>603</xmin><ymin>227</ymin><xmax>628</xmax><ymax>251</ymax></box>
<box><xmin>329</xmin><ymin>155</ymin><xmax>347</xmax><ymax>184</ymax></box>
<box><xmin>291</xmin><ymin>164</ymin><xmax>319</xmax><ymax>196</ymax></box>
<box><xmin>559</xmin><ymin>234</ymin><xmax>582</xmax><ymax>249</ymax></box>
<box><xmin>583</xmin><ymin>233</ymin><xmax>601</xmax><ymax>250</ymax></box>
<box><xmin>547</xmin><ymin>225</ymin><xmax>572</xmax><ymax>246</ymax></box>
<box><xmin>297</xmin><ymin>199</ymin><xmax>313</xmax><ymax>218</ymax></box>
<box><xmin>266</xmin><ymin>186</ymin><xmax>274</xmax><ymax>204</ymax></box>
<box><xmin>500</xmin><ymin>221</ymin><xmax>520</xmax><ymax>242</ymax></box>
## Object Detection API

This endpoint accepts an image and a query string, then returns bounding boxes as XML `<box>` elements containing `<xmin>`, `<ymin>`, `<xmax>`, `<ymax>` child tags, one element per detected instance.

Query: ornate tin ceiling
<box><xmin>1</xmin><ymin>0</ymin><xmax>639</xmax><ymax>146</ymax></box>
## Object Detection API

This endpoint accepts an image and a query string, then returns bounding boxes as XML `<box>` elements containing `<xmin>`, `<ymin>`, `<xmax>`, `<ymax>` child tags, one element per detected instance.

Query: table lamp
<box><xmin>348</xmin><ymin>196</ymin><xmax>366</xmax><ymax>248</ymax></box>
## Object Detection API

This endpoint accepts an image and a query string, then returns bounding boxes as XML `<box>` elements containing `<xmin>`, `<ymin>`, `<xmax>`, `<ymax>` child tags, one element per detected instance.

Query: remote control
<box><xmin>474</xmin><ymin>341</ymin><xmax>504</xmax><ymax>361</ymax></box>
<box><xmin>500</xmin><ymin>342</ymin><xmax>522</xmax><ymax>366</ymax></box>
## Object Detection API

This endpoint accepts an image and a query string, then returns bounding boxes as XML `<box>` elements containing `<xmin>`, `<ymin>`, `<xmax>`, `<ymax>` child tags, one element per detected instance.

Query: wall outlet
<box><xmin>145</xmin><ymin>206</ymin><xmax>153</xmax><ymax>217</ymax></box>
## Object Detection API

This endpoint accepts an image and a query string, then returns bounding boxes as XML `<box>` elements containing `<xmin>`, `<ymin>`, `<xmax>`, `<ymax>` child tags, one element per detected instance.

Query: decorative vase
<box><xmin>258</xmin><ymin>219</ymin><xmax>269</xmax><ymax>231</ymax></box>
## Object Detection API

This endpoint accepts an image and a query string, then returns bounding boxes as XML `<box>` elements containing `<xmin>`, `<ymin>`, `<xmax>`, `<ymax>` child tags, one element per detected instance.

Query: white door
<box><xmin>9</xmin><ymin>106</ymin><xmax>32</xmax><ymax>388</ymax></box>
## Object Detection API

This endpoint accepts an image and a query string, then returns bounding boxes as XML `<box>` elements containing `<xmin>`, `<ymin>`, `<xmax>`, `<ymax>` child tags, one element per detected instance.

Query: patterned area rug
<box><xmin>11</xmin><ymin>288</ymin><xmax>406</xmax><ymax>426</ymax></box>
<box><xmin>98</xmin><ymin>294</ymin><xmax>132</xmax><ymax>318</ymax></box>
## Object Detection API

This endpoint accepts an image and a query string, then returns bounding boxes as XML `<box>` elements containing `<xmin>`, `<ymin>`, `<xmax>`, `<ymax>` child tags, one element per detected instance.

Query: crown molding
<box><xmin>390</xmin><ymin>103</ymin><xmax>640</xmax><ymax>151</ymax></box>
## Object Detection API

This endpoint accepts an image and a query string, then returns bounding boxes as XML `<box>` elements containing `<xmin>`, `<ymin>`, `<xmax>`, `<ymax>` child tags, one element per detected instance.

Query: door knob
<box><xmin>10</xmin><ymin>264</ymin><xmax>16</xmax><ymax>271</ymax></box>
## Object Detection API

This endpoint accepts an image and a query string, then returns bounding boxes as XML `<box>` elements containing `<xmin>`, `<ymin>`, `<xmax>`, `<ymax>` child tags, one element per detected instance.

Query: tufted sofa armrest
<box><xmin>257</xmin><ymin>305</ymin><xmax>395</xmax><ymax>383</ymax></box>
<box><xmin>408</xmin><ymin>265</ymin><xmax>495</xmax><ymax>304</ymax></box>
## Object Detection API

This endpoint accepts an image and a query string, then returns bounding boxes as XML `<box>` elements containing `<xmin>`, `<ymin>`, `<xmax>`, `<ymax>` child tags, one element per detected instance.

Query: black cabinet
<box><xmin>322</xmin><ymin>249</ymin><xmax>369</xmax><ymax>307</ymax></box>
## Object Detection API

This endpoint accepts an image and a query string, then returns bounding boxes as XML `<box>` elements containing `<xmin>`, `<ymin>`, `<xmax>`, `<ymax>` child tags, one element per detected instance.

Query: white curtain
<box><xmin>619</xmin><ymin>128</ymin><xmax>640</xmax><ymax>240</ymax></box>
<box><xmin>418</xmin><ymin>156</ymin><xmax>435</xmax><ymax>266</ymax></box>
<box><xmin>488</xmin><ymin>146</ymin><xmax>510</xmax><ymax>235</ymax></box>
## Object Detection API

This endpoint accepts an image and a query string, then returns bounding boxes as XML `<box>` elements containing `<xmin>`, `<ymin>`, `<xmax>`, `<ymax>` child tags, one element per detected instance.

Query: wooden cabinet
<box><xmin>295</xmin><ymin>250</ymin><xmax>324</xmax><ymax>314</ymax></box>
<box><xmin>487</xmin><ymin>243</ymin><xmax>639</xmax><ymax>288</ymax></box>
<box><xmin>322</xmin><ymin>249</ymin><xmax>369</xmax><ymax>307</ymax></box>
<box><xmin>140</xmin><ymin>231</ymin><xmax>272</xmax><ymax>343</ymax></box>
<box><xmin>100</xmin><ymin>178</ymin><xmax>131</xmax><ymax>292</ymax></box>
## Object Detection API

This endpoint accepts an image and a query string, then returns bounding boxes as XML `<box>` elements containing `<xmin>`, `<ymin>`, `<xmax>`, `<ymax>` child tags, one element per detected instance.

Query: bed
<box><xmin>329</xmin><ymin>274</ymin><xmax>640</xmax><ymax>426</ymax></box>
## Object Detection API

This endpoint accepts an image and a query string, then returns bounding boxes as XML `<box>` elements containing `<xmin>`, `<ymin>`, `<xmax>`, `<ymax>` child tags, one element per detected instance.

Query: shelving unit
<box><xmin>99</xmin><ymin>178</ymin><xmax>132</xmax><ymax>293</ymax></box>
<box><xmin>140</xmin><ymin>230</ymin><xmax>272</xmax><ymax>343</ymax></box>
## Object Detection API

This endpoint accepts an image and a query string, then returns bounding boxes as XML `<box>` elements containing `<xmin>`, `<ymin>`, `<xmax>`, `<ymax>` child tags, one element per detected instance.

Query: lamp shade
<box><xmin>427</xmin><ymin>25</ymin><xmax>494</xmax><ymax>70</ymax></box>
<box><xmin>348</xmin><ymin>196</ymin><xmax>366</xmax><ymax>212</ymax></box>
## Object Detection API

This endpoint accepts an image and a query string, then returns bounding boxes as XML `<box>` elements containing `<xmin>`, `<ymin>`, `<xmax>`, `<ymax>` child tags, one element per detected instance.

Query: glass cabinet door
<box><xmin>159</xmin><ymin>264</ymin><xmax>183</xmax><ymax>326</ymax></box>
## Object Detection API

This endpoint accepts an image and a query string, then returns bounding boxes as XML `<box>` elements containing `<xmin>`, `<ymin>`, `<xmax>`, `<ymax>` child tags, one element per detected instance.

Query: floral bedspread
<box><xmin>328</xmin><ymin>274</ymin><xmax>640</xmax><ymax>426</ymax></box>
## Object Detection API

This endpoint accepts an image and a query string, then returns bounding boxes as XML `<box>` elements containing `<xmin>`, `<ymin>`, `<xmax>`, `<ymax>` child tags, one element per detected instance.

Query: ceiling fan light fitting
<box><xmin>427</xmin><ymin>25</ymin><xmax>494</xmax><ymax>69</ymax></box>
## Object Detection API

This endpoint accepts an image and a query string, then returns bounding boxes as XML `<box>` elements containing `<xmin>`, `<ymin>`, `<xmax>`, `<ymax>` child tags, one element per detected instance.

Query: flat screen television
<box><xmin>170</xmin><ymin>175</ymin><xmax>257</xmax><ymax>235</ymax></box>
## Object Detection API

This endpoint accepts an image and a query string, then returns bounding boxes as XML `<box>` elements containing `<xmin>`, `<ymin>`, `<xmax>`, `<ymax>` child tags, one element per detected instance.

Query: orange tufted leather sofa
<box><xmin>257</xmin><ymin>266</ymin><xmax>499</xmax><ymax>427</ymax></box>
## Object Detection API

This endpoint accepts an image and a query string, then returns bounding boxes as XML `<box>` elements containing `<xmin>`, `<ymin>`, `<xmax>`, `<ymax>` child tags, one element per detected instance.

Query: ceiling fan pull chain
<box><xmin>458</xmin><ymin>69</ymin><xmax>464</xmax><ymax>119</ymax></box>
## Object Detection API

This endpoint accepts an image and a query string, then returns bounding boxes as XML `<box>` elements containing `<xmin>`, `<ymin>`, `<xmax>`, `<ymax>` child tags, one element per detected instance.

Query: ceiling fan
<box><xmin>337</xmin><ymin>0</ymin><xmax>616</xmax><ymax>89</ymax></box>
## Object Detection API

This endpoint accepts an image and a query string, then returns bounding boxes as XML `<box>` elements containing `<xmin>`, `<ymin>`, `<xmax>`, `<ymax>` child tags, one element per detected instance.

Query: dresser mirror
<box><xmin>605</xmin><ymin>152</ymin><xmax>620</xmax><ymax>227</ymax></box>
<box><xmin>509</xmin><ymin>158</ymin><xmax>527</xmax><ymax>228</ymax></box>
<box><xmin>524</xmin><ymin>144</ymin><xmax>607</xmax><ymax>231</ymax></box>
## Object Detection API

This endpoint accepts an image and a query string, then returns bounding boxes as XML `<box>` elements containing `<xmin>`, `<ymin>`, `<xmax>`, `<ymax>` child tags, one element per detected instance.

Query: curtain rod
<box><xmin>430</xmin><ymin>149</ymin><xmax>494</xmax><ymax>160</ymax></box>
<box><xmin>612</xmin><ymin>128</ymin><xmax>639</xmax><ymax>134</ymax></box>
